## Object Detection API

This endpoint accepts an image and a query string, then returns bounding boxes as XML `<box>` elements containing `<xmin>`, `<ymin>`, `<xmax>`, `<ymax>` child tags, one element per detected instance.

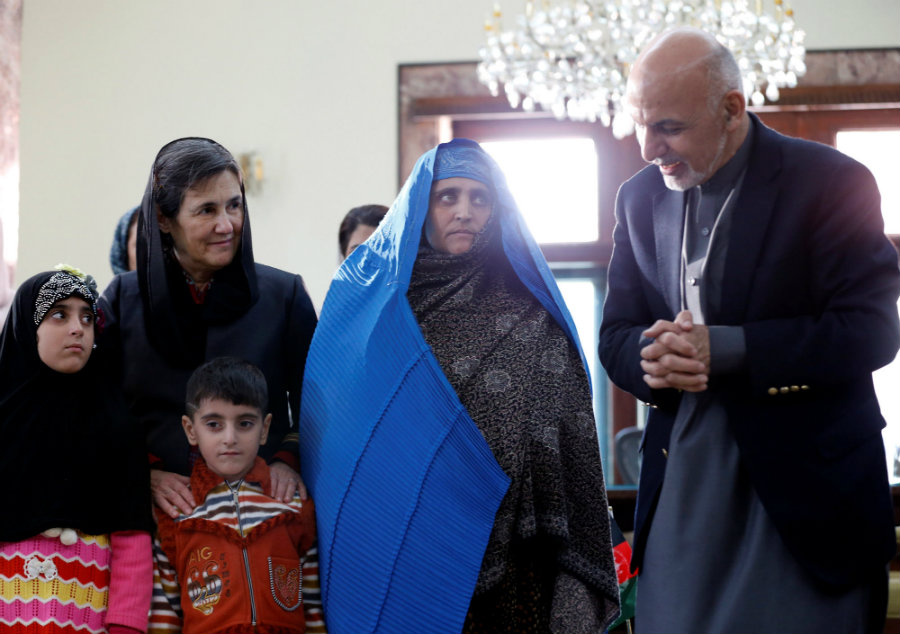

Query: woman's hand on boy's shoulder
<box><xmin>270</xmin><ymin>461</ymin><xmax>307</xmax><ymax>503</ymax></box>
<box><xmin>150</xmin><ymin>469</ymin><xmax>196</xmax><ymax>518</ymax></box>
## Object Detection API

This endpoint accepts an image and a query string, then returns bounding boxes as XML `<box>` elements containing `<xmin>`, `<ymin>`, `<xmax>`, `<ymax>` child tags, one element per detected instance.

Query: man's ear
<box><xmin>182</xmin><ymin>415</ymin><xmax>199</xmax><ymax>446</ymax></box>
<box><xmin>260</xmin><ymin>413</ymin><xmax>272</xmax><ymax>446</ymax></box>
<box><xmin>723</xmin><ymin>89</ymin><xmax>746</xmax><ymax>130</ymax></box>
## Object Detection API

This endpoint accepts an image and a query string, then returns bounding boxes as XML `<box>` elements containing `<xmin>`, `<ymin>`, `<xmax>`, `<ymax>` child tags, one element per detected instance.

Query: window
<box><xmin>555</xmin><ymin>273</ymin><xmax>609</xmax><ymax>468</ymax></box>
<box><xmin>875</xmin><ymin>336</ymin><xmax>900</xmax><ymax>484</ymax></box>
<box><xmin>835</xmin><ymin>129</ymin><xmax>900</xmax><ymax>235</ymax></box>
<box><xmin>835</xmin><ymin>127</ymin><xmax>900</xmax><ymax>483</ymax></box>
<box><xmin>481</xmin><ymin>138</ymin><xmax>599</xmax><ymax>243</ymax></box>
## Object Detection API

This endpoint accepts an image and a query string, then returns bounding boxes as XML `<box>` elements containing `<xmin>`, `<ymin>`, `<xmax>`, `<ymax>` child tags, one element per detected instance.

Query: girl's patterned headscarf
<box><xmin>33</xmin><ymin>267</ymin><xmax>98</xmax><ymax>326</ymax></box>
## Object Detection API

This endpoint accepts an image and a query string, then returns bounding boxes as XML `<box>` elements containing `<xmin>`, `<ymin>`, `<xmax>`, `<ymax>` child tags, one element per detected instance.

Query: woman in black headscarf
<box><xmin>0</xmin><ymin>266</ymin><xmax>153</xmax><ymax>633</ymax></box>
<box><xmin>100</xmin><ymin>137</ymin><xmax>317</xmax><ymax>518</ymax></box>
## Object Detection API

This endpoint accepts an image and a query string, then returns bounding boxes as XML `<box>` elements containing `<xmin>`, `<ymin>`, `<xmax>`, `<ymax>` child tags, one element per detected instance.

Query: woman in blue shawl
<box><xmin>300</xmin><ymin>139</ymin><xmax>619</xmax><ymax>633</ymax></box>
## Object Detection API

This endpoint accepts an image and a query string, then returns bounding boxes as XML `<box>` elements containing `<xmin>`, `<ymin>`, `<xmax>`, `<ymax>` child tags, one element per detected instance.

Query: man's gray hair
<box><xmin>706</xmin><ymin>39</ymin><xmax>744</xmax><ymax>112</ymax></box>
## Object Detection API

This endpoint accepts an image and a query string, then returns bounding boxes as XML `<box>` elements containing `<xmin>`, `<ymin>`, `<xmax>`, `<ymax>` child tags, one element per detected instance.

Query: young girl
<box><xmin>0</xmin><ymin>266</ymin><xmax>154</xmax><ymax>633</ymax></box>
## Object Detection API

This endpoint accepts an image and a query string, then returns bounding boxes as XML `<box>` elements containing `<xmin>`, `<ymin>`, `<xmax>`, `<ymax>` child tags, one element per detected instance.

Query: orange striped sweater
<box><xmin>149</xmin><ymin>457</ymin><xmax>325</xmax><ymax>634</ymax></box>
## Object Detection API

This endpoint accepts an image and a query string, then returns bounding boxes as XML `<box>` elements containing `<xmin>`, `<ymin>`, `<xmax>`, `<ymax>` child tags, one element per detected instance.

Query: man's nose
<box><xmin>639</xmin><ymin>128</ymin><xmax>666</xmax><ymax>163</ymax></box>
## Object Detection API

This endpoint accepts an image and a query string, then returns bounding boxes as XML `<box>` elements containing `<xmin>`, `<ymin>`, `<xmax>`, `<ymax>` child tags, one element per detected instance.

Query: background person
<box><xmin>0</xmin><ymin>266</ymin><xmax>153</xmax><ymax>634</ymax></box>
<box><xmin>598</xmin><ymin>27</ymin><xmax>899</xmax><ymax>633</ymax></box>
<box><xmin>100</xmin><ymin>137</ymin><xmax>317</xmax><ymax>519</ymax></box>
<box><xmin>110</xmin><ymin>205</ymin><xmax>140</xmax><ymax>275</ymax></box>
<box><xmin>301</xmin><ymin>139</ymin><xmax>619</xmax><ymax>634</ymax></box>
<box><xmin>337</xmin><ymin>203</ymin><xmax>388</xmax><ymax>260</ymax></box>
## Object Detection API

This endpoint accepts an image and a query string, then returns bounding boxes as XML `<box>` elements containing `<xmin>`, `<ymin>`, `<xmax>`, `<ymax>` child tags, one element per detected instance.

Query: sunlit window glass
<box><xmin>836</xmin><ymin>129</ymin><xmax>900</xmax><ymax>234</ymax></box>
<box><xmin>556</xmin><ymin>278</ymin><xmax>597</xmax><ymax>377</ymax></box>
<box><xmin>556</xmin><ymin>277</ymin><xmax>610</xmax><ymax>473</ymax></box>
<box><xmin>836</xmin><ymin>129</ymin><xmax>900</xmax><ymax>483</ymax></box>
<box><xmin>482</xmin><ymin>138</ymin><xmax>598</xmax><ymax>244</ymax></box>
<box><xmin>874</xmin><ymin>299</ymin><xmax>900</xmax><ymax>485</ymax></box>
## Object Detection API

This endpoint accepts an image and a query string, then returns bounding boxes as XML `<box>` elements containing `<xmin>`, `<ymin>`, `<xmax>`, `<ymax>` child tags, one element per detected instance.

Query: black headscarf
<box><xmin>136</xmin><ymin>137</ymin><xmax>259</xmax><ymax>368</ymax></box>
<box><xmin>0</xmin><ymin>270</ymin><xmax>152</xmax><ymax>541</ymax></box>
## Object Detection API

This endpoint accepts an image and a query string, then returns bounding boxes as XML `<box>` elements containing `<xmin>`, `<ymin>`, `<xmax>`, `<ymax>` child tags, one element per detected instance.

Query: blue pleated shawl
<box><xmin>299</xmin><ymin>138</ymin><xmax>589</xmax><ymax>634</ymax></box>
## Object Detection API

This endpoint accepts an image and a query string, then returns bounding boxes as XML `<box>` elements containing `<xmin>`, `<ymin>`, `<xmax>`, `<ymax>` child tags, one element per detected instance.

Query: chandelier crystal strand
<box><xmin>477</xmin><ymin>0</ymin><xmax>806</xmax><ymax>137</ymax></box>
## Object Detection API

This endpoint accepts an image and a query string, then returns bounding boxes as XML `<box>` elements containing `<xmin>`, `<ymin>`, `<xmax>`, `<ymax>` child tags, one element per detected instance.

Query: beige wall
<box><xmin>17</xmin><ymin>0</ymin><xmax>900</xmax><ymax>309</ymax></box>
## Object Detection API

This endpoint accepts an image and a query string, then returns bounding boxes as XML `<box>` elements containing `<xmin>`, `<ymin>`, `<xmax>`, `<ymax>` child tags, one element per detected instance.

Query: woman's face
<box><xmin>424</xmin><ymin>177</ymin><xmax>493</xmax><ymax>255</ymax></box>
<box><xmin>343</xmin><ymin>223</ymin><xmax>377</xmax><ymax>259</ymax></box>
<box><xmin>36</xmin><ymin>296</ymin><xmax>95</xmax><ymax>373</ymax></box>
<box><xmin>158</xmin><ymin>170</ymin><xmax>244</xmax><ymax>282</ymax></box>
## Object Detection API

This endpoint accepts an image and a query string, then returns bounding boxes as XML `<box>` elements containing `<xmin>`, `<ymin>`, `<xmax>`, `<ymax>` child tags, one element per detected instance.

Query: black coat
<box><xmin>599</xmin><ymin>114</ymin><xmax>900</xmax><ymax>588</ymax></box>
<box><xmin>100</xmin><ymin>264</ymin><xmax>317</xmax><ymax>475</ymax></box>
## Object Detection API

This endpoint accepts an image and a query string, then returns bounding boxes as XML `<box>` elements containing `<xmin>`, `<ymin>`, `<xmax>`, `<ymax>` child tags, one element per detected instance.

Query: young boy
<box><xmin>149</xmin><ymin>357</ymin><xmax>325</xmax><ymax>633</ymax></box>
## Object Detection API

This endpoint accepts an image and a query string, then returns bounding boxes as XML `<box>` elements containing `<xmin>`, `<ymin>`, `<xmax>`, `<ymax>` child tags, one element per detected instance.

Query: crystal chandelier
<box><xmin>477</xmin><ymin>1</ymin><xmax>806</xmax><ymax>137</ymax></box>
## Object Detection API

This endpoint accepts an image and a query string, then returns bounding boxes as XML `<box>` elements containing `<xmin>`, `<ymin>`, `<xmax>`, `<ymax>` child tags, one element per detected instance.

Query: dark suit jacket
<box><xmin>599</xmin><ymin>113</ymin><xmax>900</xmax><ymax>588</ymax></box>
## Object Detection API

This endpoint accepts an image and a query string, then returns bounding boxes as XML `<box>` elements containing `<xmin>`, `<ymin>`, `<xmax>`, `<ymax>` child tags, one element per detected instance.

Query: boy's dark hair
<box><xmin>185</xmin><ymin>357</ymin><xmax>268</xmax><ymax>417</ymax></box>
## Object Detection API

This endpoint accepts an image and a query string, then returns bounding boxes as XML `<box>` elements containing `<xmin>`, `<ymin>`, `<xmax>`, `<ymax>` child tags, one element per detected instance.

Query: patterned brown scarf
<box><xmin>407</xmin><ymin>221</ymin><xmax>619</xmax><ymax>631</ymax></box>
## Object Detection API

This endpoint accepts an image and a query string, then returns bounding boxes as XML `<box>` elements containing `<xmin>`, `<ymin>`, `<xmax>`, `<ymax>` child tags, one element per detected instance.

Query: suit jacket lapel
<box><xmin>653</xmin><ymin>188</ymin><xmax>686</xmax><ymax>317</ymax></box>
<box><xmin>719</xmin><ymin>114</ymin><xmax>783</xmax><ymax>324</ymax></box>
